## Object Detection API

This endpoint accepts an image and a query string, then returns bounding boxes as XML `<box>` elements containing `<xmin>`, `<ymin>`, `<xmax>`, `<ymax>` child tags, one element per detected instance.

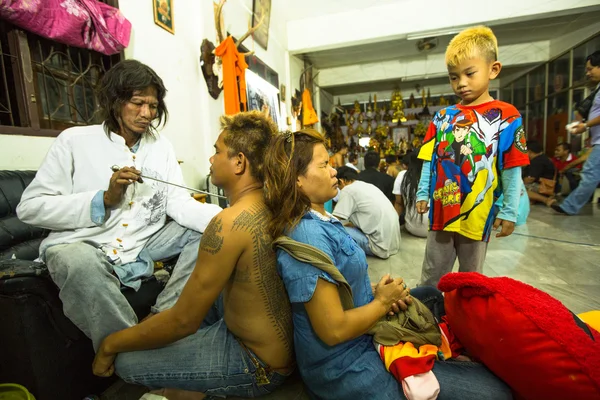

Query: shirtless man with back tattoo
<box><xmin>92</xmin><ymin>111</ymin><xmax>293</xmax><ymax>399</ymax></box>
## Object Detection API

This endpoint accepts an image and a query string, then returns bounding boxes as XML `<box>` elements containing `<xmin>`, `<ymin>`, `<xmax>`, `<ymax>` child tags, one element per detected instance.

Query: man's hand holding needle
<box><xmin>104</xmin><ymin>166</ymin><xmax>142</xmax><ymax>208</ymax></box>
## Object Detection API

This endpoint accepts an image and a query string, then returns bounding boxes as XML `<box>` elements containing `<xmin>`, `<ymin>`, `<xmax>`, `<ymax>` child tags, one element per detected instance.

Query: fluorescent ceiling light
<box><xmin>407</xmin><ymin>29</ymin><xmax>462</xmax><ymax>41</ymax></box>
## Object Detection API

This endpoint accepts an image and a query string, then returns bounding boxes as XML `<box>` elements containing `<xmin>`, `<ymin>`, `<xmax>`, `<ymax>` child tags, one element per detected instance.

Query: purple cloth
<box><xmin>0</xmin><ymin>0</ymin><xmax>131</xmax><ymax>55</ymax></box>
<box><xmin>590</xmin><ymin>84</ymin><xmax>600</xmax><ymax>146</ymax></box>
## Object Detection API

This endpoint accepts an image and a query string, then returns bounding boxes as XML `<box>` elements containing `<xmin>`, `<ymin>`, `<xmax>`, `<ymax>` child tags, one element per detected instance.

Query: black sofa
<box><xmin>0</xmin><ymin>171</ymin><xmax>164</xmax><ymax>400</ymax></box>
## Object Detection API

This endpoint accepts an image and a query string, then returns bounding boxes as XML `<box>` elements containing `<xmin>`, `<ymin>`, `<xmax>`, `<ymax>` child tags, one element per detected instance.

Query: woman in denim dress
<box><xmin>263</xmin><ymin>129</ymin><xmax>513</xmax><ymax>400</ymax></box>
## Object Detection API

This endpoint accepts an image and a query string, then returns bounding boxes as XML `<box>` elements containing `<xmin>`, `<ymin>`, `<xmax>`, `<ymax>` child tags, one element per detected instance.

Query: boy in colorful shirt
<box><xmin>416</xmin><ymin>26</ymin><xmax>530</xmax><ymax>286</ymax></box>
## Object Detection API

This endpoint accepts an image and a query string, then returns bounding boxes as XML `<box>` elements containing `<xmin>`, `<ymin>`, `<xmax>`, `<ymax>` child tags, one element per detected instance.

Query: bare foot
<box><xmin>149</xmin><ymin>388</ymin><xmax>206</xmax><ymax>400</ymax></box>
<box><xmin>546</xmin><ymin>198</ymin><xmax>557</xmax><ymax>207</ymax></box>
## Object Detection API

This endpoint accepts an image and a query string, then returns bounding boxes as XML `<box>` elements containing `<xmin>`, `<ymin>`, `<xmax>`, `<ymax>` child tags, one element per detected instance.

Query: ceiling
<box><xmin>281</xmin><ymin>0</ymin><xmax>401</xmax><ymax>22</ymax></box>
<box><xmin>291</xmin><ymin>9</ymin><xmax>600</xmax><ymax>101</ymax></box>
<box><xmin>325</xmin><ymin>65</ymin><xmax>530</xmax><ymax>97</ymax></box>
<box><xmin>302</xmin><ymin>11</ymin><xmax>600</xmax><ymax>70</ymax></box>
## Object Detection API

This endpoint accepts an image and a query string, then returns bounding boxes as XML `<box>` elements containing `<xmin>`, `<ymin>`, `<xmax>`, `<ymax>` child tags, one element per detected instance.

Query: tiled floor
<box><xmin>103</xmin><ymin>202</ymin><xmax>600</xmax><ymax>399</ymax></box>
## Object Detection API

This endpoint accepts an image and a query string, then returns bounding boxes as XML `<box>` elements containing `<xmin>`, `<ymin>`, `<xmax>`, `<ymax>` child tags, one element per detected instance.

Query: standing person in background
<box><xmin>552</xmin><ymin>50</ymin><xmax>600</xmax><ymax>215</ymax></box>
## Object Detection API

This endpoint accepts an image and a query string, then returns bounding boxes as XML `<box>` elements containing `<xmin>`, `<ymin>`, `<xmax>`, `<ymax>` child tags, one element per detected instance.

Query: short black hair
<box><xmin>557</xmin><ymin>142</ymin><xmax>571</xmax><ymax>152</ymax></box>
<box><xmin>336</xmin><ymin>166</ymin><xmax>359</xmax><ymax>181</ymax></box>
<box><xmin>385</xmin><ymin>154</ymin><xmax>398</xmax><ymax>164</ymax></box>
<box><xmin>98</xmin><ymin>59</ymin><xmax>168</xmax><ymax>137</ymax></box>
<box><xmin>587</xmin><ymin>51</ymin><xmax>600</xmax><ymax>67</ymax></box>
<box><xmin>364</xmin><ymin>151</ymin><xmax>380</xmax><ymax>169</ymax></box>
<box><xmin>527</xmin><ymin>140</ymin><xmax>543</xmax><ymax>154</ymax></box>
<box><xmin>348</xmin><ymin>153</ymin><xmax>358</xmax><ymax>163</ymax></box>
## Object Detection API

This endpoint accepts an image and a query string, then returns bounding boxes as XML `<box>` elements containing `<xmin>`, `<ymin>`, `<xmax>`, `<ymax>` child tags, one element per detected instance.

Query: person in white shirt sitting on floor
<box><xmin>393</xmin><ymin>152</ymin><xmax>430</xmax><ymax>238</ymax></box>
<box><xmin>333</xmin><ymin>166</ymin><xmax>400</xmax><ymax>259</ymax></box>
<box><xmin>16</xmin><ymin>59</ymin><xmax>222</xmax><ymax>352</ymax></box>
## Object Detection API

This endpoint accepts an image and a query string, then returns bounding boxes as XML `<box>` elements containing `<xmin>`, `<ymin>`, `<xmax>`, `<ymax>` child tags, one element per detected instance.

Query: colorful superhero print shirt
<box><xmin>418</xmin><ymin>101</ymin><xmax>529</xmax><ymax>241</ymax></box>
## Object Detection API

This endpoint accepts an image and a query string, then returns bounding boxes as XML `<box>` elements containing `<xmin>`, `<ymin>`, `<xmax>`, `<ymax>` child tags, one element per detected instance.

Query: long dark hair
<box><xmin>400</xmin><ymin>151</ymin><xmax>423</xmax><ymax>212</ymax></box>
<box><xmin>97</xmin><ymin>59</ymin><xmax>168</xmax><ymax>137</ymax></box>
<box><xmin>264</xmin><ymin>129</ymin><xmax>325</xmax><ymax>239</ymax></box>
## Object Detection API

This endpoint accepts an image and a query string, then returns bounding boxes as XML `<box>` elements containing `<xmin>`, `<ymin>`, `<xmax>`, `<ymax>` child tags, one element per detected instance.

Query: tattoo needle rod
<box><xmin>110</xmin><ymin>165</ymin><xmax>227</xmax><ymax>200</ymax></box>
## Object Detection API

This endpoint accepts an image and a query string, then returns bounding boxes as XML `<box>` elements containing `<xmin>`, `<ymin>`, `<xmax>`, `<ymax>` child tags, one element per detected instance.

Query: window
<box><xmin>573</xmin><ymin>34</ymin><xmax>600</xmax><ymax>88</ymax></box>
<box><xmin>528</xmin><ymin>66</ymin><xmax>546</xmax><ymax>103</ymax></box>
<box><xmin>513</xmin><ymin>76</ymin><xmax>527</xmax><ymax>109</ymax></box>
<box><xmin>548</xmin><ymin>52</ymin><xmax>570</xmax><ymax>95</ymax></box>
<box><xmin>0</xmin><ymin>0</ymin><xmax>121</xmax><ymax>137</ymax></box>
<box><xmin>500</xmin><ymin>86</ymin><xmax>512</xmax><ymax>104</ymax></box>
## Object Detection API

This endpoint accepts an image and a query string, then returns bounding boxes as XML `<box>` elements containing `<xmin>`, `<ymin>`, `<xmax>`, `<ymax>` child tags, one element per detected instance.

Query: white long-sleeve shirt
<box><xmin>17</xmin><ymin>124</ymin><xmax>222</xmax><ymax>264</ymax></box>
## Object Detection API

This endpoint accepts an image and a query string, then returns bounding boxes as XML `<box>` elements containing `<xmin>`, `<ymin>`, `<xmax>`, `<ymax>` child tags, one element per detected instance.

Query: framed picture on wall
<box><xmin>252</xmin><ymin>0</ymin><xmax>271</xmax><ymax>50</ymax></box>
<box><xmin>246</xmin><ymin>69</ymin><xmax>280</xmax><ymax>127</ymax></box>
<box><xmin>154</xmin><ymin>0</ymin><xmax>174</xmax><ymax>34</ymax></box>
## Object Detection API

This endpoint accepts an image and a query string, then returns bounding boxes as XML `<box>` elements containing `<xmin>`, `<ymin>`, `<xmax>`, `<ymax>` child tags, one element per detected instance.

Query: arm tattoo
<box><xmin>232</xmin><ymin>204</ymin><xmax>294</xmax><ymax>354</ymax></box>
<box><xmin>200</xmin><ymin>217</ymin><xmax>224</xmax><ymax>255</ymax></box>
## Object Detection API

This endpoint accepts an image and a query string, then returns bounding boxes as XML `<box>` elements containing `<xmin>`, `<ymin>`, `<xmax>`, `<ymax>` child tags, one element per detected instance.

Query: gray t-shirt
<box><xmin>333</xmin><ymin>180</ymin><xmax>400</xmax><ymax>258</ymax></box>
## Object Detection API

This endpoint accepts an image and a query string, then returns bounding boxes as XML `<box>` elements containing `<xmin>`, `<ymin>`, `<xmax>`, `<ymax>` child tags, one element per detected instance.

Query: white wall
<box><xmin>0</xmin><ymin>0</ymin><xmax>292</xmax><ymax>186</ymax></box>
<box><xmin>0</xmin><ymin>136</ymin><xmax>54</xmax><ymax>170</ymax></box>
<box><xmin>121</xmin><ymin>0</ymin><xmax>291</xmax><ymax>186</ymax></box>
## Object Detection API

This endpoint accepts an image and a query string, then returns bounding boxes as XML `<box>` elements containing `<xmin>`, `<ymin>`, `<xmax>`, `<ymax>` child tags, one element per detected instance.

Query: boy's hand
<box><xmin>493</xmin><ymin>218</ymin><xmax>515</xmax><ymax>238</ymax></box>
<box><xmin>416</xmin><ymin>201</ymin><xmax>429</xmax><ymax>214</ymax></box>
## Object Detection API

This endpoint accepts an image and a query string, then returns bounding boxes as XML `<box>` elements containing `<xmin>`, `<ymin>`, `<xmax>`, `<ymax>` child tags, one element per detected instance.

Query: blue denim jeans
<box><xmin>561</xmin><ymin>145</ymin><xmax>600</xmax><ymax>214</ymax></box>
<box><xmin>344</xmin><ymin>226</ymin><xmax>374</xmax><ymax>256</ymax></box>
<box><xmin>46</xmin><ymin>221</ymin><xmax>201</xmax><ymax>351</ymax></box>
<box><xmin>407</xmin><ymin>286</ymin><xmax>513</xmax><ymax>400</ymax></box>
<box><xmin>409</xmin><ymin>285</ymin><xmax>446</xmax><ymax>322</ymax></box>
<box><xmin>115</xmin><ymin>297</ymin><xmax>290</xmax><ymax>397</ymax></box>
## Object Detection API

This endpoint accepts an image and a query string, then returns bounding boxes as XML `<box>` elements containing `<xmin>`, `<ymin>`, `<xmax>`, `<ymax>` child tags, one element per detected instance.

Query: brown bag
<box><xmin>539</xmin><ymin>168</ymin><xmax>557</xmax><ymax>196</ymax></box>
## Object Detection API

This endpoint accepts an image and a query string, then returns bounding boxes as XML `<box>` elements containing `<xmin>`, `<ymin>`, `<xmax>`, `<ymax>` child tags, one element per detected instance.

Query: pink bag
<box><xmin>0</xmin><ymin>0</ymin><xmax>131</xmax><ymax>55</ymax></box>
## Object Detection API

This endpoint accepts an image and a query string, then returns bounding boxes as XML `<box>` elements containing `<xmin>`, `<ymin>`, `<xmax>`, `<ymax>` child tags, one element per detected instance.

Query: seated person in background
<box><xmin>263</xmin><ymin>129</ymin><xmax>513</xmax><ymax>400</ymax></box>
<box><xmin>552</xmin><ymin>142</ymin><xmax>579</xmax><ymax>193</ymax></box>
<box><xmin>16</xmin><ymin>60</ymin><xmax>222</xmax><ymax>351</ymax></box>
<box><xmin>345</xmin><ymin>153</ymin><xmax>360</xmax><ymax>172</ymax></box>
<box><xmin>330</xmin><ymin>143</ymin><xmax>348</xmax><ymax>168</ymax></box>
<box><xmin>523</xmin><ymin>140</ymin><xmax>556</xmax><ymax>205</ymax></box>
<box><xmin>334</xmin><ymin>166</ymin><xmax>400</xmax><ymax>259</ymax></box>
<box><xmin>385</xmin><ymin>154</ymin><xmax>401</xmax><ymax>178</ymax></box>
<box><xmin>357</xmin><ymin>150</ymin><xmax>395</xmax><ymax>204</ymax></box>
<box><xmin>393</xmin><ymin>152</ymin><xmax>430</xmax><ymax>238</ymax></box>
<box><xmin>92</xmin><ymin>111</ymin><xmax>294</xmax><ymax>399</ymax></box>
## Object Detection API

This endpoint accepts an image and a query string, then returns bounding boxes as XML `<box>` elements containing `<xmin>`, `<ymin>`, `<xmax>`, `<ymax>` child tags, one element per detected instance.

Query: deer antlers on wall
<box><xmin>214</xmin><ymin>0</ymin><xmax>264</xmax><ymax>57</ymax></box>
<box><xmin>201</xmin><ymin>0</ymin><xmax>264</xmax><ymax>99</ymax></box>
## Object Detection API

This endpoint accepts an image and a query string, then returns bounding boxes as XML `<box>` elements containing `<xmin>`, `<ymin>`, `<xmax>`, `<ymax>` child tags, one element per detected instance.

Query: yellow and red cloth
<box><xmin>375</xmin><ymin>321</ymin><xmax>459</xmax><ymax>400</ymax></box>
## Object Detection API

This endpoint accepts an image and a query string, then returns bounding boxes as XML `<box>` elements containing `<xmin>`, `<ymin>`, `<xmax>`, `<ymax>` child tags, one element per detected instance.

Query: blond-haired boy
<box><xmin>415</xmin><ymin>26</ymin><xmax>530</xmax><ymax>286</ymax></box>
